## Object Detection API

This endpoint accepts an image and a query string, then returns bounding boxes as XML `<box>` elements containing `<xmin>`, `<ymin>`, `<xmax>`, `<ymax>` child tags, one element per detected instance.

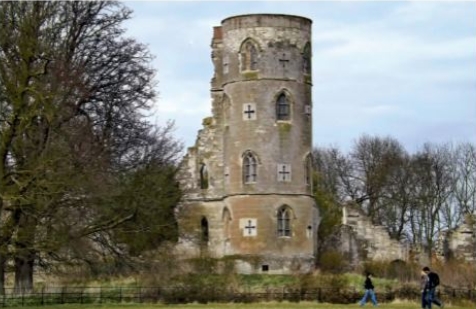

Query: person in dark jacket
<box><xmin>423</xmin><ymin>266</ymin><xmax>444</xmax><ymax>309</ymax></box>
<box><xmin>359</xmin><ymin>272</ymin><xmax>378</xmax><ymax>306</ymax></box>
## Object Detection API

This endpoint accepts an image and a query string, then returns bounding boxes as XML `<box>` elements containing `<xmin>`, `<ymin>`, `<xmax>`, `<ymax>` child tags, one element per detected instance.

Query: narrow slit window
<box><xmin>201</xmin><ymin>217</ymin><xmax>209</xmax><ymax>243</ymax></box>
<box><xmin>303</xmin><ymin>43</ymin><xmax>311</xmax><ymax>75</ymax></box>
<box><xmin>305</xmin><ymin>154</ymin><xmax>313</xmax><ymax>187</ymax></box>
<box><xmin>200</xmin><ymin>164</ymin><xmax>209</xmax><ymax>189</ymax></box>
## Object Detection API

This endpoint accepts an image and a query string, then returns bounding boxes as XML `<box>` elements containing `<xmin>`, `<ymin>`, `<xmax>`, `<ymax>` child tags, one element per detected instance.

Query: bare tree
<box><xmin>313</xmin><ymin>139</ymin><xmax>475</xmax><ymax>261</ymax></box>
<box><xmin>450</xmin><ymin>143</ymin><xmax>476</xmax><ymax>223</ymax></box>
<box><xmin>380</xmin><ymin>153</ymin><xmax>415</xmax><ymax>241</ymax></box>
<box><xmin>313</xmin><ymin>147</ymin><xmax>345</xmax><ymax>200</ymax></box>
<box><xmin>411</xmin><ymin>143</ymin><xmax>453</xmax><ymax>259</ymax></box>
<box><xmin>348</xmin><ymin>135</ymin><xmax>405</xmax><ymax>224</ymax></box>
<box><xmin>0</xmin><ymin>1</ymin><xmax>181</xmax><ymax>292</ymax></box>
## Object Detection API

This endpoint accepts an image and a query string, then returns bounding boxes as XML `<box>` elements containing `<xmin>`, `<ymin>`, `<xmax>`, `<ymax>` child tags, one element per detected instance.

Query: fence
<box><xmin>0</xmin><ymin>286</ymin><xmax>474</xmax><ymax>307</ymax></box>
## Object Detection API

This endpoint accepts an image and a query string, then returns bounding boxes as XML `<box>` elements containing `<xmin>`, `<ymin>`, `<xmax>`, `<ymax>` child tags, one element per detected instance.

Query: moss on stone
<box><xmin>278</xmin><ymin>122</ymin><xmax>292</xmax><ymax>133</ymax></box>
<box><xmin>221</xmin><ymin>254</ymin><xmax>263</xmax><ymax>268</ymax></box>
<box><xmin>242</xmin><ymin>70</ymin><xmax>258</xmax><ymax>80</ymax></box>
<box><xmin>304</xmin><ymin>74</ymin><xmax>312</xmax><ymax>84</ymax></box>
<box><xmin>202</xmin><ymin>117</ymin><xmax>213</xmax><ymax>126</ymax></box>
<box><xmin>201</xmin><ymin>152</ymin><xmax>213</xmax><ymax>159</ymax></box>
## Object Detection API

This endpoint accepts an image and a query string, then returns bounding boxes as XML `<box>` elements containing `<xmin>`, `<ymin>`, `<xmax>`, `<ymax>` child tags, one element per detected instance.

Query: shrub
<box><xmin>318</xmin><ymin>250</ymin><xmax>348</xmax><ymax>274</ymax></box>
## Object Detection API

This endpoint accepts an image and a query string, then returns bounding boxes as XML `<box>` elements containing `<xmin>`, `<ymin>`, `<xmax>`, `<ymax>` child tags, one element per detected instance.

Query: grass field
<box><xmin>17</xmin><ymin>301</ymin><xmax>473</xmax><ymax>309</ymax></box>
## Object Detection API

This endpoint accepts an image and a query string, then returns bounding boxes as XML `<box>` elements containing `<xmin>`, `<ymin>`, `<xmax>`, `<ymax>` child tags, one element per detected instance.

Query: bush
<box><xmin>360</xmin><ymin>260</ymin><xmax>419</xmax><ymax>283</ymax></box>
<box><xmin>318</xmin><ymin>250</ymin><xmax>348</xmax><ymax>274</ymax></box>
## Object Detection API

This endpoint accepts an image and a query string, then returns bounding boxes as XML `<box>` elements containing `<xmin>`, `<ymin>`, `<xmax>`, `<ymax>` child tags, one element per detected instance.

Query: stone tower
<box><xmin>177</xmin><ymin>14</ymin><xmax>318</xmax><ymax>274</ymax></box>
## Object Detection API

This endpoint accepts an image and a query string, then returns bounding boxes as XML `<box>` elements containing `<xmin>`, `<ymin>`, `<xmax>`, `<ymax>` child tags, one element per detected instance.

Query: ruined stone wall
<box><xmin>443</xmin><ymin>215</ymin><xmax>476</xmax><ymax>261</ymax></box>
<box><xmin>340</xmin><ymin>205</ymin><xmax>408</xmax><ymax>266</ymax></box>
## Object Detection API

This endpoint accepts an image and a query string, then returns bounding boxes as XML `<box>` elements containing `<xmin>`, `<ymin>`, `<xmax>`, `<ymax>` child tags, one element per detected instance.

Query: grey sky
<box><xmin>124</xmin><ymin>1</ymin><xmax>476</xmax><ymax>153</ymax></box>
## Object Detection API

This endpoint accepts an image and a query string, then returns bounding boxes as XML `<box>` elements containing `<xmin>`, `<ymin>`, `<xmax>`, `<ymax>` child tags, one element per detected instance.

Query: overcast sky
<box><xmin>123</xmin><ymin>1</ymin><xmax>476</xmax><ymax>153</ymax></box>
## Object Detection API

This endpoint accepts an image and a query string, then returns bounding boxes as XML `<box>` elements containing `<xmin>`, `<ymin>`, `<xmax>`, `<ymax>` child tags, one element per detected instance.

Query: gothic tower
<box><xmin>177</xmin><ymin>14</ymin><xmax>318</xmax><ymax>274</ymax></box>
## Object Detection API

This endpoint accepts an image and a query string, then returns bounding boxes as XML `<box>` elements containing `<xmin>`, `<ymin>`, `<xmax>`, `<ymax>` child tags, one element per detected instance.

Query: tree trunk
<box><xmin>13</xmin><ymin>252</ymin><xmax>34</xmax><ymax>294</ymax></box>
<box><xmin>0</xmin><ymin>254</ymin><xmax>6</xmax><ymax>295</ymax></box>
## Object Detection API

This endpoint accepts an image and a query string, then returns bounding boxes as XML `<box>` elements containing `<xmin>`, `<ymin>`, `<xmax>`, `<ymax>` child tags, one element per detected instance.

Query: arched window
<box><xmin>277</xmin><ymin>206</ymin><xmax>292</xmax><ymax>237</ymax></box>
<box><xmin>276</xmin><ymin>93</ymin><xmax>290</xmax><ymax>121</ymax></box>
<box><xmin>305</xmin><ymin>154</ymin><xmax>313</xmax><ymax>187</ymax></box>
<box><xmin>243</xmin><ymin>151</ymin><xmax>257</xmax><ymax>184</ymax></box>
<box><xmin>241</xmin><ymin>40</ymin><xmax>258</xmax><ymax>71</ymax></box>
<box><xmin>199</xmin><ymin>164</ymin><xmax>208</xmax><ymax>189</ymax></box>
<box><xmin>201</xmin><ymin>217</ymin><xmax>209</xmax><ymax>243</ymax></box>
<box><xmin>303</xmin><ymin>42</ymin><xmax>311</xmax><ymax>75</ymax></box>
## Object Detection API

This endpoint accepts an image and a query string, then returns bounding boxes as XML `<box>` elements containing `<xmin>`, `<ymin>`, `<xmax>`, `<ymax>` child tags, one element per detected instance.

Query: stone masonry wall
<box><xmin>340</xmin><ymin>204</ymin><xmax>408</xmax><ymax>266</ymax></box>
<box><xmin>443</xmin><ymin>215</ymin><xmax>476</xmax><ymax>261</ymax></box>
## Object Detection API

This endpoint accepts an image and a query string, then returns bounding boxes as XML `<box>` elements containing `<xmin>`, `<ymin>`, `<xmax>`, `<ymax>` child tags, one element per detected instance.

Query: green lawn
<box><xmin>17</xmin><ymin>301</ymin><xmax>473</xmax><ymax>309</ymax></box>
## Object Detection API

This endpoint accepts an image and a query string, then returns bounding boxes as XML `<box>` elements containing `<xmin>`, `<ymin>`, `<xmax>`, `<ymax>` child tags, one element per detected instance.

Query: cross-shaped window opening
<box><xmin>279</xmin><ymin>53</ymin><xmax>290</xmax><ymax>69</ymax></box>
<box><xmin>243</xmin><ymin>152</ymin><xmax>257</xmax><ymax>183</ymax></box>
<box><xmin>277</xmin><ymin>207</ymin><xmax>291</xmax><ymax>237</ymax></box>
<box><xmin>278</xmin><ymin>164</ymin><xmax>291</xmax><ymax>182</ymax></box>
<box><xmin>244</xmin><ymin>104</ymin><xmax>255</xmax><ymax>119</ymax></box>
<box><xmin>244</xmin><ymin>220</ymin><xmax>256</xmax><ymax>235</ymax></box>
<box><xmin>276</xmin><ymin>93</ymin><xmax>290</xmax><ymax>121</ymax></box>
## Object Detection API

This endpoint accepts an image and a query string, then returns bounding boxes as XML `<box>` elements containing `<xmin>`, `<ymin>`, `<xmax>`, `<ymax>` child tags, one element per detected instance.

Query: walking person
<box><xmin>359</xmin><ymin>272</ymin><xmax>378</xmax><ymax>306</ymax></box>
<box><xmin>421</xmin><ymin>269</ymin><xmax>430</xmax><ymax>309</ymax></box>
<box><xmin>423</xmin><ymin>266</ymin><xmax>444</xmax><ymax>309</ymax></box>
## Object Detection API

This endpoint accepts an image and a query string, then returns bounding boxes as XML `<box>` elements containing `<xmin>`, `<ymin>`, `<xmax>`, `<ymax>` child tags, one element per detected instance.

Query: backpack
<box><xmin>428</xmin><ymin>272</ymin><xmax>440</xmax><ymax>288</ymax></box>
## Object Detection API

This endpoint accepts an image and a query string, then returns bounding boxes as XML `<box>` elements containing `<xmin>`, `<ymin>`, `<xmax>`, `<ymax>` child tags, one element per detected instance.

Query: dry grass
<box><xmin>21</xmin><ymin>300</ymin><xmax>473</xmax><ymax>309</ymax></box>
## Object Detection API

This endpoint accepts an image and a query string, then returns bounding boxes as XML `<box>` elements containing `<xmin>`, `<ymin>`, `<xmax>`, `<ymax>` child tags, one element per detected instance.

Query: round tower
<box><xmin>220</xmin><ymin>14</ymin><xmax>313</xmax><ymax>195</ymax></box>
<box><xmin>219</xmin><ymin>14</ymin><xmax>317</xmax><ymax>272</ymax></box>
<box><xmin>177</xmin><ymin>14</ymin><xmax>318</xmax><ymax>274</ymax></box>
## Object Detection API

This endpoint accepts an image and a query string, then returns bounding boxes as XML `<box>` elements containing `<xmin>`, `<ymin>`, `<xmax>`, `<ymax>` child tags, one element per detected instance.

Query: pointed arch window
<box><xmin>277</xmin><ymin>206</ymin><xmax>292</xmax><ymax>237</ymax></box>
<box><xmin>305</xmin><ymin>154</ymin><xmax>313</xmax><ymax>187</ymax></box>
<box><xmin>303</xmin><ymin>43</ymin><xmax>311</xmax><ymax>75</ymax></box>
<box><xmin>243</xmin><ymin>151</ymin><xmax>257</xmax><ymax>184</ymax></box>
<box><xmin>199</xmin><ymin>164</ymin><xmax>209</xmax><ymax>189</ymax></box>
<box><xmin>241</xmin><ymin>40</ymin><xmax>258</xmax><ymax>71</ymax></box>
<box><xmin>276</xmin><ymin>93</ymin><xmax>290</xmax><ymax>121</ymax></box>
